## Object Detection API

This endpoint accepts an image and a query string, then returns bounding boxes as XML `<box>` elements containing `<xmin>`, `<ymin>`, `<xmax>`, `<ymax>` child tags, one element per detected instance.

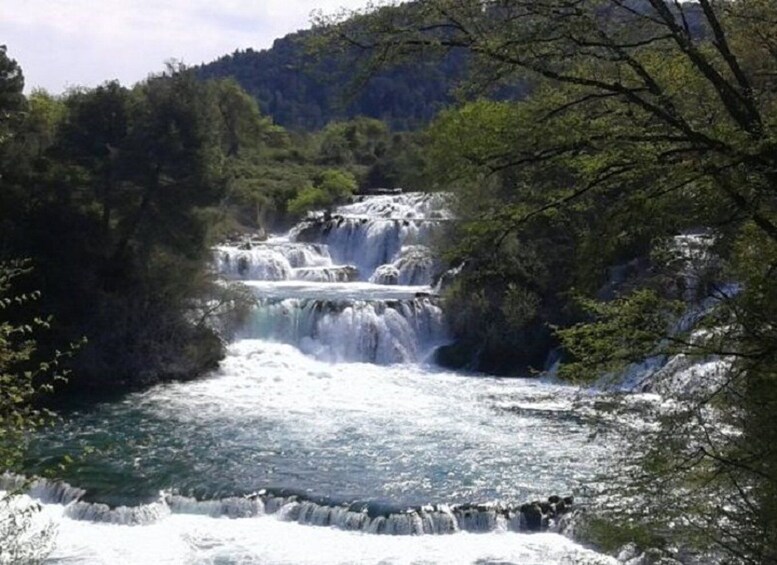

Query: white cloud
<box><xmin>0</xmin><ymin>0</ymin><xmax>373</xmax><ymax>93</ymax></box>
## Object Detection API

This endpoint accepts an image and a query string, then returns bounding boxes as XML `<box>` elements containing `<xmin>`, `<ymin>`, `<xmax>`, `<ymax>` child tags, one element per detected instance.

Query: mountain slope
<box><xmin>197</xmin><ymin>30</ymin><xmax>469</xmax><ymax>130</ymax></box>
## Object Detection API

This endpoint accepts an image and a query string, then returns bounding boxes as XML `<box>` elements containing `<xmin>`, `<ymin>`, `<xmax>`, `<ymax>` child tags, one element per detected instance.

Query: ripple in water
<box><xmin>17</xmin><ymin>194</ymin><xmax>621</xmax><ymax>564</ymax></box>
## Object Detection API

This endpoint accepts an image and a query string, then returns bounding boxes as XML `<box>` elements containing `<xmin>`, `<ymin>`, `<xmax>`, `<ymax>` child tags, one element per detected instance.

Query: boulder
<box><xmin>520</xmin><ymin>502</ymin><xmax>544</xmax><ymax>532</ymax></box>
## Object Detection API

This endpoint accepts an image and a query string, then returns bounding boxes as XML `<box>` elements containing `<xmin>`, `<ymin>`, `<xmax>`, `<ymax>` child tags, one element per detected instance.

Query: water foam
<box><xmin>40</xmin><ymin>504</ymin><xmax>616</xmax><ymax>565</ymax></box>
<box><xmin>17</xmin><ymin>192</ymin><xmax>618</xmax><ymax>564</ymax></box>
<box><xmin>291</xmin><ymin>193</ymin><xmax>452</xmax><ymax>281</ymax></box>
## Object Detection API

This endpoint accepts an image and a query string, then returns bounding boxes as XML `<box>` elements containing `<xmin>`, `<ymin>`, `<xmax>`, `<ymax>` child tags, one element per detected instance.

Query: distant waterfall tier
<box><xmin>215</xmin><ymin>242</ymin><xmax>348</xmax><ymax>282</ymax></box>
<box><xmin>291</xmin><ymin>218</ymin><xmax>445</xmax><ymax>280</ymax></box>
<box><xmin>290</xmin><ymin>192</ymin><xmax>452</xmax><ymax>281</ymax></box>
<box><xmin>239</xmin><ymin>282</ymin><xmax>446</xmax><ymax>364</ymax></box>
<box><xmin>329</xmin><ymin>192</ymin><xmax>453</xmax><ymax>221</ymax></box>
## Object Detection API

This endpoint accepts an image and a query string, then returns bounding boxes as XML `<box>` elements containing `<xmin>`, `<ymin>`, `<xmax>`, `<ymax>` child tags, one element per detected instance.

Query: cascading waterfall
<box><xmin>289</xmin><ymin>193</ymin><xmax>452</xmax><ymax>282</ymax></box>
<box><xmin>296</xmin><ymin>217</ymin><xmax>441</xmax><ymax>279</ymax></box>
<box><xmin>2</xmin><ymin>474</ymin><xmax>573</xmax><ymax>535</ymax></box>
<box><xmin>213</xmin><ymin>193</ymin><xmax>453</xmax><ymax>363</ymax></box>
<box><xmin>215</xmin><ymin>241</ymin><xmax>334</xmax><ymax>281</ymax></box>
<box><xmin>369</xmin><ymin>245</ymin><xmax>437</xmax><ymax>286</ymax></box>
<box><xmin>8</xmin><ymin>191</ymin><xmax>624</xmax><ymax>565</ymax></box>
<box><xmin>239</xmin><ymin>296</ymin><xmax>445</xmax><ymax>364</ymax></box>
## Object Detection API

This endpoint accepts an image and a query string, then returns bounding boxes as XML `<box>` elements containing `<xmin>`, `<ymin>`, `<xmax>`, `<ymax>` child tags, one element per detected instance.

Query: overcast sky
<box><xmin>0</xmin><ymin>0</ymin><xmax>373</xmax><ymax>93</ymax></box>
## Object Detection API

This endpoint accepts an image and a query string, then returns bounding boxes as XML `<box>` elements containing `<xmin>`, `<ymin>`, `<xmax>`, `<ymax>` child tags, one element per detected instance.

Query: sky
<box><xmin>0</xmin><ymin>0</ymin><xmax>373</xmax><ymax>93</ymax></box>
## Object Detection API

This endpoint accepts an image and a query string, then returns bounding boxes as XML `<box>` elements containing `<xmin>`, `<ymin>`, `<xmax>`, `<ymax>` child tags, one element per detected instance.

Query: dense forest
<box><xmin>197</xmin><ymin>29</ymin><xmax>476</xmax><ymax>130</ymax></box>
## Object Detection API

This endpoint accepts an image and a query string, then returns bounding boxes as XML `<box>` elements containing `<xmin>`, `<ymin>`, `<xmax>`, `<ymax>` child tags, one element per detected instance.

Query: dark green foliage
<box><xmin>221</xmin><ymin>116</ymin><xmax>429</xmax><ymax>231</ymax></box>
<box><xmin>0</xmin><ymin>55</ymin><xmax>269</xmax><ymax>392</ymax></box>
<box><xmin>43</xmin><ymin>70</ymin><xmax>226</xmax><ymax>389</ymax></box>
<box><xmin>286</xmin><ymin>169</ymin><xmax>357</xmax><ymax>217</ymax></box>
<box><xmin>0</xmin><ymin>261</ymin><xmax>74</xmax><ymax>471</ymax></box>
<box><xmin>557</xmin><ymin>291</ymin><xmax>684</xmax><ymax>382</ymax></box>
<box><xmin>197</xmin><ymin>30</ymin><xmax>472</xmax><ymax>130</ymax></box>
<box><xmin>0</xmin><ymin>45</ymin><xmax>25</xmax><ymax>145</ymax></box>
<box><xmin>324</xmin><ymin>1</ymin><xmax>777</xmax><ymax>561</ymax></box>
<box><xmin>576</xmin><ymin>516</ymin><xmax>667</xmax><ymax>555</ymax></box>
<box><xmin>440</xmin><ymin>226</ymin><xmax>577</xmax><ymax>374</ymax></box>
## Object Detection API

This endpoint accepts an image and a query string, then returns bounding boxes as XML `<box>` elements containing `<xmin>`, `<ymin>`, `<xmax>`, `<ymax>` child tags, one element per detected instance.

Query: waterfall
<box><xmin>2</xmin><ymin>472</ymin><xmax>574</xmax><ymax>535</ymax></box>
<box><xmin>289</xmin><ymin>192</ymin><xmax>452</xmax><ymax>281</ymax></box>
<box><xmin>369</xmin><ymin>245</ymin><xmax>437</xmax><ymax>286</ymax></box>
<box><xmin>12</xmin><ymin>191</ymin><xmax>620</xmax><ymax>565</ymax></box>
<box><xmin>215</xmin><ymin>241</ymin><xmax>334</xmax><ymax>281</ymax></box>
<box><xmin>239</xmin><ymin>296</ymin><xmax>446</xmax><ymax>363</ymax></box>
<box><xmin>216</xmin><ymin>195</ymin><xmax>450</xmax><ymax>284</ymax></box>
<box><xmin>215</xmin><ymin>192</ymin><xmax>452</xmax><ymax>363</ymax></box>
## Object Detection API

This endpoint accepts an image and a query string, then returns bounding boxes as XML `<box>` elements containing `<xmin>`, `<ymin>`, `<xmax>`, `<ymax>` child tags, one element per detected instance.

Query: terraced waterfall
<box><xmin>8</xmin><ymin>193</ymin><xmax>620</xmax><ymax>564</ymax></box>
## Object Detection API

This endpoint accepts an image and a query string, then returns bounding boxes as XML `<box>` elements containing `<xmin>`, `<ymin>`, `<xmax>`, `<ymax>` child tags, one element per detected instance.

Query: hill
<box><xmin>197</xmin><ymin>30</ymin><xmax>469</xmax><ymax>130</ymax></box>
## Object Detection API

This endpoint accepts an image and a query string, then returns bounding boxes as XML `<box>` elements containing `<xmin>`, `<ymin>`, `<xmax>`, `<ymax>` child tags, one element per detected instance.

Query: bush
<box><xmin>287</xmin><ymin>184</ymin><xmax>332</xmax><ymax>216</ymax></box>
<box><xmin>0</xmin><ymin>494</ymin><xmax>56</xmax><ymax>565</ymax></box>
<box><xmin>286</xmin><ymin>169</ymin><xmax>358</xmax><ymax>217</ymax></box>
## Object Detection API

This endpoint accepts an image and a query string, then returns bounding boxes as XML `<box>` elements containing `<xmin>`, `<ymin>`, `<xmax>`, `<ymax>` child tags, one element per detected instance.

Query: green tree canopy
<box><xmin>321</xmin><ymin>1</ymin><xmax>777</xmax><ymax>561</ymax></box>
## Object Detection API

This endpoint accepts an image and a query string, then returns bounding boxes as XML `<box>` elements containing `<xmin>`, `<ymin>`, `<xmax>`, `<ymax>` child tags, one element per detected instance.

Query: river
<box><xmin>10</xmin><ymin>193</ymin><xmax>621</xmax><ymax>564</ymax></box>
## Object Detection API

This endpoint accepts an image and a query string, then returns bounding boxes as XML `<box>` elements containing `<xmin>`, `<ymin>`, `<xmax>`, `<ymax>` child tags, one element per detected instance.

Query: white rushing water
<box><xmin>13</xmin><ymin>494</ymin><xmax>611</xmax><ymax>565</ymax></box>
<box><xmin>12</xmin><ymin>192</ymin><xmax>623</xmax><ymax>565</ymax></box>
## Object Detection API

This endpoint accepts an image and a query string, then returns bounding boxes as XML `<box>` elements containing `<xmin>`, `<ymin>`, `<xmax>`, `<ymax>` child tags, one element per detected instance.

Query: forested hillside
<box><xmin>197</xmin><ymin>30</ymin><xmax>474</xmax><ymax>130</ymax></box>
<box><xmin>197</xmin><ymin>4</ymin><xmax>701</xmax><ymax>133</ymax></box>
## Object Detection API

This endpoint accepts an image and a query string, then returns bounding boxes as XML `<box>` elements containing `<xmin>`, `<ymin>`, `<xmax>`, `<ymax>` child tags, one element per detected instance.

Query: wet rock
<box><xmin>237</xmin><ymin>257</ymin><xmax>249</xmax><ymax>276</ymax></box>
<box><xmin>342</xmin><ymin>266</ymin><xmax>359</xmax><ymax>282</ymax></box>
<box><xmin>250</xmin><ymin>227</ymin><xmax>268</xmax><ymax>242</ymax></box>
<box><xmin>617</xmin><ymin>543</ymin><xmax>640</xmax><ymax>562</ymax></box>
<box><xmin>521</xmin><ymin>502</ymin><xmax>543</xmax><ymax>532</ymax></box>
<box><xmin>434</xmin><ymin>342</ymin><xmax>473</xmax><ymax>370</ymax></box>
<box><xmin>556</xmin><ymin>508</ymin><xmax>583</xmax><ymax>538</ymax></box>
<box><xmin>372</xmin><ymin>265</ymin><xmax>400</xmax><ymax>285</ymax></box>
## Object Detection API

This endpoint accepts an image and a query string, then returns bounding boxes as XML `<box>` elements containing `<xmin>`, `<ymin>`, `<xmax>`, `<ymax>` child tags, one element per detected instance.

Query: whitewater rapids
<box><xmin>9</xmin><ymin>193</ymin><xmax>623</xmax><ymax>564</ymax></box>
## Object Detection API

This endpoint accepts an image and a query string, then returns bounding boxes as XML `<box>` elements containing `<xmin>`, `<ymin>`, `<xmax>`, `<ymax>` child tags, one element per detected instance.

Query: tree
<box><xmin>56</xmin><ymin>67</ymin><xmax>230</xmax><ymax>388</ymax></box>
<box><xmin>320</xmin><ymin>1</ymin><xmax>777</xmax><ymax>561</ymax></box>
<box><xmin>213</xmin><ymin>78</ymin><xmax>272</xmax><ymax>158</ymax></box>
<box><xmin>58</xmin><ymin>80</ymin><xmax>130</xmax><ymax>237</ymax></box>
<box><xmin>317</xmin><ymin>168</ymin><xmax>358</xmax><ymax>199</ymax></box>
<box><xmin>197</xmin><ymin>30</ymin><xmax>470</xmax><ymax>129</ymax></box>
<box><xmin>0</xmin><ymin>262</ymin><xmax>60</xmax><ymax>470</ymax></box>
<box><xmin>0</xmin><ymin>63</ymin><xmax>248</xmax><ymax>391</ymax></box>
<box><xmin>0</xmin><ymin>45</ymin><xmax>25</xmax><ymax>147</ymax></box>
<box><xmin>286</xmin><ymin>168</ymin><xmax>357</xmax><ymax>216</ymax></box>
<box><xmin>0</xmin><ymin>261</ymin><xmax>69</xmax><ymax>565</ymax></box>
